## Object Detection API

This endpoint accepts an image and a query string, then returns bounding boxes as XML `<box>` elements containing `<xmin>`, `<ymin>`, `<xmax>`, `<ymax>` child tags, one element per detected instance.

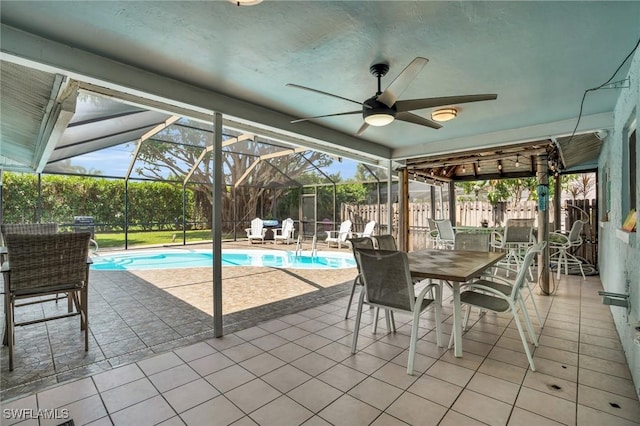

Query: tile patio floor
<box><xmin>2</xmin><ymin>243</ymin><xmax>640</xmax><ymax>425</ymax></box>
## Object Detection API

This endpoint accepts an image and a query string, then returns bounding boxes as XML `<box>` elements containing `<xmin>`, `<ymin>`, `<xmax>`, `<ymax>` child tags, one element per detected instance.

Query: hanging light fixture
<box><xmin>431</xmin><ymin>108</ymin><xmax>458</xmax><ymax>122</ymax></box>
<box><xmin>515</xmin><ymin>154</ymin><xmax>520</xmax><ymax>168</ymax></box>
<box><xmin>462</xmin><ymin>164</ymin><xmax>466</xmax><ymax>173</ymax></box>
<box><xmin>477</xmin><ymin>159</ymin><xmax>481</xmax><ymax>171</ymax></box>
<box><xmin>497</xmin><ymin>161</ymin><xmax>502</xmax><ymax>171</ymax></box>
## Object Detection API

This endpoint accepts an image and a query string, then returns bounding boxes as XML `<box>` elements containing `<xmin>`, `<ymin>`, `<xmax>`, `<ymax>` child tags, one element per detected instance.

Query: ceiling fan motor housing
<box><xmin>362</xmin><ymin>96</ymin><xmax>396</xmax><ymax>125</ymax></box>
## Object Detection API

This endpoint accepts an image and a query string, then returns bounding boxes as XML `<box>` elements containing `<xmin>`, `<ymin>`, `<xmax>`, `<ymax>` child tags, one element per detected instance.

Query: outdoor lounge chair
<box><xmin>491</xmin><ymin>218</ymin><xmax>535</xmax><ymax>276</ymax></box>
<box><xmin>325</xmin><ymin>219</ymin><xmax>352</xmax><ymax>248</ymax></box>
<box><xmin>2</xmin><ymin>232</ymin><xmax>92</xmax><ymax>371</ymax></box>
<box><xmin>435</xmin><ymin>219</ymin><xmax>456</xmax><ymax>249</ymax></box>
<box><xmin>550</xmin><ymin>219</ymin><xmax>588</xmax><ymax>279</ymax></box>
<box><xmin>352</xmin><ymin>220</ymin><xmax>376</xmax><ymax>238</ymax></box>
<box><xmin>245</xmin><ymin>218</ymin><xmax>267</xmax><ymax>244</ymax></box>
<box><xmin>273</xmin><ymin>217</ymin><xmax>295</xmax><ymax>244</ymax></box>
<box><xmin>351</xmin><ymin>248</ymin><xmax>442</xmax><ymax>375</ymax></box>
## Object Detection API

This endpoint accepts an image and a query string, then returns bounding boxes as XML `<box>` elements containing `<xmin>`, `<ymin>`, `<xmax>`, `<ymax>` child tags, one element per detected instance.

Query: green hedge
<box><xmin>2</xmin><ymin>173</ymin><xmax>202</xmax><ymax>232</ymax></box>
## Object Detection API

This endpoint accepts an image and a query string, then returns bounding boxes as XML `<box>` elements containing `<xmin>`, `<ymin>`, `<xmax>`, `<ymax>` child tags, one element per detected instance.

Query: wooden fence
<box><xmin>342</xmin><ymin>198</ymin><xmax>598</xmax><ymax>264</ymax></box>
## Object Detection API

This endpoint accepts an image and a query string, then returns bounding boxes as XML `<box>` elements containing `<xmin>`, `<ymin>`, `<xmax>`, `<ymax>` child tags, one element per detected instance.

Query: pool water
<box><xmin>91</xmin><ymin>249</ymin><xmax>356</xmax><ymax>271</ymax></box>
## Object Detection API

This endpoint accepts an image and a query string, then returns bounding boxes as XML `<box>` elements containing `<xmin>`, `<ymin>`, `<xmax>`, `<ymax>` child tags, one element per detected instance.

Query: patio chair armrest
<box><xmin>326</xmin><ymin>230</ymin><xmax>338</xmax><ymax>238</ymax></box>
<box><xmin>482</xmin><ymin>264</ymin><xmax>518</xmax><ymax>278</ymax></box>
<box><xmin>463</xmin><ymin>283</ymin><xmax>511</xmax><ymax>300</ymax></box>
<box><xmin>549</xmin><ymin>232</ymin><xmax>569</xmax><ymax>248</ymax></box>
<box><xmin>416</xmin><ymin>281</ymin><xmax>441</xmax><ymax>301</ymax></box>
<box><xmin>1</xmin><ymin>260</ymin><xmax>9</xmax><ymax>272</ymax></box>
<box><xmin>489</xmin><ymin>230</ymin><xmax>504</xmax><ymax>248</ymax></box>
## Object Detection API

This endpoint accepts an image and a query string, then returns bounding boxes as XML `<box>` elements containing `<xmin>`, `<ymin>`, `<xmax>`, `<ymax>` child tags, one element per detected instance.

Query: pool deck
<box><xmin>1</xmin><ymin>239</ymin><xmax>358</xmax><ymax>401</ymax></box>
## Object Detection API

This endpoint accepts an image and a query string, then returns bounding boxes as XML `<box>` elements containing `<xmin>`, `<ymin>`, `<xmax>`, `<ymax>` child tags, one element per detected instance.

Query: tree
<box><xmin>133</xmin><ymin>121</ymin><xmax>333</xmax><ymax>230</ymax></box>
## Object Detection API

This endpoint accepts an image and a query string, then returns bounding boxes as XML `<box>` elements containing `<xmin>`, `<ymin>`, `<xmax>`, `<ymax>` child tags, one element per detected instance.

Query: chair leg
<box><xmin>524</xmin><ymin>282</ymin><xmax>543</xmax><ymax>327</ymax></box>
<box><xmin>82</xmin><ymin>287</ymin><xmax>88</xmax><ymax>351</ymax></box>
<box><xmin>351</xmin><ymin>291</ymin><xmax>366</xmax><ymax>354</ymax></box>
<box><xmin>511</xmin><ymin>304</ymin><xmax>536</xmax><ymax>371</ymax></box>
<box><xmin>407</xmin><ymin>311</ymin><xmax>421</xmax><ymax>375</ymax></box>
<box><xmin>389</xmin><ymin>311</ymin><xmax>396</xmax><ymax>333</ymax></box>
<box><xmin>345</xmin><ymin>278</ymin><xmax>360</xmax><ymax>319</ymax></box>
<box><xmin>8</xmin><ymin>297</ymin><xmax>15</xmax><ymax>371</ymax></box>
<box><xmin>517</xmin><ymin>298</ymin><xmax>538</xmax><ymax>346</ymax></box>
<box><xmin>373</xmin><ymin>307</ymin><xmax>379</xmax><ymax>334</ymax></box>
<box><xmin>434</xmin><ymin>285</ymin><xmax>443</xmax><ymax>348</ymax></box>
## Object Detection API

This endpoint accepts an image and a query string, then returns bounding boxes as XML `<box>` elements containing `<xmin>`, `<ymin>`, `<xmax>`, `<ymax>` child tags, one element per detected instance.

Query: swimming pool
<box><xmin>91</xmin><ymin>249</ymin><xmax>356</xmax><ymax>271</ymax></box>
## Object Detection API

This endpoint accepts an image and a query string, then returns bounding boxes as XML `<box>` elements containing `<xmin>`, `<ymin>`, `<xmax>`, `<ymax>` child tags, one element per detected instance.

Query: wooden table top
<box><xmin>407</xmin><ymin>249</ymin><xmax>505</xmax><ymax>282</ymax></box>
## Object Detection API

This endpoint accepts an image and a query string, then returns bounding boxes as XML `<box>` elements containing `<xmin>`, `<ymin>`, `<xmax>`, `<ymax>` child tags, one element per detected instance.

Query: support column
<box><xmin>448</xmin><ymin>182</ymin><xmax>456</xmax><ymax>226</ymax></box>
<box><xmin>536</xmin><ymin>154</ymin><xmax>550</xmax><ymax>295</ymax></box>
<box><xmin>387</xmin><ymin>160</ymin><xmax>393</xmax><ymax>237</ymax></box>
<box><xmin>212</xmin><ymin>112</ymin><xmax>224</xmax><ymax>337</ymax></box>
<box><xmin>398</xmin><ymin>168</ymin><xmax>409</xmax><ymax>251</ymax></box>
<box><xmin>182</xmin><ymin>184</ymin><xmax>187</xmax><ymax>245</ymax></box>
<box><xmin>554</xmin><ymin>174</ymin><xmax>561</xmax><ymax>232</ymax></box>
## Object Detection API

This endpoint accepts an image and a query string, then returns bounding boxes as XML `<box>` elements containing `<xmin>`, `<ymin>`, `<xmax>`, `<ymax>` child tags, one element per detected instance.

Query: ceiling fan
<box><xmin>287</xmin><ymin>57</ymin><xmax>497</xmax><ymax>135</ymax></box>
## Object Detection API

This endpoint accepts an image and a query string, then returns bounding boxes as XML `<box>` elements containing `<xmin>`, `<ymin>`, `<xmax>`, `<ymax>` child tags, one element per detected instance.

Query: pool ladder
<box><xmin>295</xmin><ymin>235</ymin><xmax>318</xmax><ymax>257</ymax></box>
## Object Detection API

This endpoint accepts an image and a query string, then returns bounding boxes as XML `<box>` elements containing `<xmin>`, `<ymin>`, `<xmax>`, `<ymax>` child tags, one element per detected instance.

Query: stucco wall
<box><xmin>598</xmin><ymin>46</ymin><xmax>640</xmax><ymax>397</ymax></box>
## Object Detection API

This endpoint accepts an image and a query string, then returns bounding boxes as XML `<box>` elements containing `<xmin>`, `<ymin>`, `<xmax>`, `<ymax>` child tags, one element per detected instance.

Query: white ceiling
<box><xmin>1</xmin><ymin>1</ymin><xmax>639</xmax><ymax>166</ymax></box>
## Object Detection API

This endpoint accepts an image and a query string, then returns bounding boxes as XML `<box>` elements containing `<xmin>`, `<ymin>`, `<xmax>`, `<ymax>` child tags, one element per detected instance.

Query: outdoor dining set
<box><xmin>341</xmin><ymin>228</ymin><xmax>546</xmax><ymax>376</ymax></box>
<box><xmin>1</xmin><ymin>217</ymin><xmax>577</xmax><ymax>375</ymax></box>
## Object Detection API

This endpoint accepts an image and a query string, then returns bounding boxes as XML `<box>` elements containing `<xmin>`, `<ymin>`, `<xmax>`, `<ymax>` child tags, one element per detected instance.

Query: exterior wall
<box><xmin>598</xmin><ymin>48</ymin><xmax>640</xmax><ymax>397</ymax></box>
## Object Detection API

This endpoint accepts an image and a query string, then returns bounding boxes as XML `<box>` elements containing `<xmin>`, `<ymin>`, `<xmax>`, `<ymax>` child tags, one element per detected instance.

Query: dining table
<box><xmin>407</xmin><ymin>249</ymin><xmax>506</xmax><ymax>357</ymax></box>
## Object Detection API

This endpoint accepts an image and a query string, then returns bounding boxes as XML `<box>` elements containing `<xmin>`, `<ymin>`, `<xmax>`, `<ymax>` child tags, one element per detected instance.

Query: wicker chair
<box><xmin>0</xmin><ymin>223</ymin><xmax>59</xmax><ymax>250</ymax></box>
<box><xmin>2</xmin><ymin>232</ymin><xmax>92</xmax><ymax>371</ymax></box>
<box><xmin>352</xmin><ymin>249</ymin><xmax>442</xmax><ymax>375</ymax></box>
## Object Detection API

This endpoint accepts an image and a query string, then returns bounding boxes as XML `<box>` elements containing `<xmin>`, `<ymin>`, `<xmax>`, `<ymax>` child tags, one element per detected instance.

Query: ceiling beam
<box><xmin>1</xmin><ymin>24</ymin><xmax>391</xmax><ymax>161</ymax></box>
<box><xmin>392</xmin><ymin>113</ymin><xmax>612</xmax><ymax>160</ymax></box>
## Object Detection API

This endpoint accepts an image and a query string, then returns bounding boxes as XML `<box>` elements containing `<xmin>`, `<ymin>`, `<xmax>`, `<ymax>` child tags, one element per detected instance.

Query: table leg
<box><xmin>452</xmin><ymin>281</ymin><xmax>463</xmax><ymax>357</ymax></box>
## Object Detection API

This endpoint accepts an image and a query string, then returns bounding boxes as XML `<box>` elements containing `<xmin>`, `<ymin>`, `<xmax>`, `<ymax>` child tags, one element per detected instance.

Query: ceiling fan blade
<box><xmin>377</xmin><ymin>57</ymin><xmax>429</xmax><ymax>108</ymax></box>
<box><xmin>286</xmin><ymin>83</ymin><xmax>368</xmax><ymax>108</ymax></box>
<box><xmin>290</xmin><ymin>110</ymin><xmax>362</xmax><ymax>124</ymax></box>
<box><xmin>395</xmin><ymin>94</ymin><xmax>498</xmax><ymax>113</ymax></box>
<box><xmin>396</xmin><ymin>112</ymin><xmax>442</xmax><ymax>130</ymax></box>
<box><xmin>355</xmin><ymin>122</ymin><xmax>369</xmax><ymax>136</ymax></box>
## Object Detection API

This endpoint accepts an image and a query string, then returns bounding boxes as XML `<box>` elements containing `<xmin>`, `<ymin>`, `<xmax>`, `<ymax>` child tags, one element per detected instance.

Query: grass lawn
<box><xmin>95</xmin><ymin>229</ymin><xmax>236</xmax><ymax>249</ymax></box>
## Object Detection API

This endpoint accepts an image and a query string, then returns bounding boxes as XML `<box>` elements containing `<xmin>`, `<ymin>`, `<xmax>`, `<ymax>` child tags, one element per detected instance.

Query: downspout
<box><xmin>536</xmin><ymin>153</ymin><xmax>550</xmax><ymax>295</ymax></box>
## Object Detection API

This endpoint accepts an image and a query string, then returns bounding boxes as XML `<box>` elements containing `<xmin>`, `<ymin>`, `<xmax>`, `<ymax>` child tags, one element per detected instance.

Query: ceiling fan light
<box><xmin>229</xmin><ymin>0</ymin><xmax>263</xmax><ymax>6</ymax></box>
<box><xmin>431</xmin><ymin>108</ymin><xmax>457</xmax><ymax>122</ymax></box>
<box><xmin>364</xmin><ymin>113</ymin><xmax>395</xmax><ymax>126</ymax></box>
